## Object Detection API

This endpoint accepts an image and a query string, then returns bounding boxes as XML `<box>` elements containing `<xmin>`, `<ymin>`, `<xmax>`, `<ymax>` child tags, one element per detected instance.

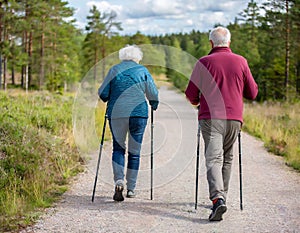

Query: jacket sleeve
<box><xmin>145</xmin><ymin>71</ymin><xmax>159</xmax><ymax>110</ymax></box>
<box><xmin>185</xmin><ymin>61</ymin><xmax>201</xmax><ymax>105</ymax></box>
<box><xmin>243</xmin><ymin>62</ymin><xmax>258</xmax><ymax>100</ymax></box>
<box><xmin>98</xmin><ymin>69</ymin><xmax>113</xmax><ymax>102</ymax></box>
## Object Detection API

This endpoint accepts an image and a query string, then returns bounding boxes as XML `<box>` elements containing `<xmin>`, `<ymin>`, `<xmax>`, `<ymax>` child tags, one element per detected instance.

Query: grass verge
<box><xmin>0</xmin><ymin>90</ymin><xmax>84</xmax><ymax>231</ymax></box>
<box><xmin>243</xmin><ymin>101</ymin><xmax>300</xmax><ymax>171</ymax></box>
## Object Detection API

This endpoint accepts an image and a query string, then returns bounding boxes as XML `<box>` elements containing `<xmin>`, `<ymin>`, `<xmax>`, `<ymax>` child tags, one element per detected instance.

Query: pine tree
<box><xmin>260</xmin><ymin>0</ymin><xmax>292</xmax><ymax>99</ymax></box>
<box><xmin>83</xmin><ymin>6</ymin><xmax>122</xmax><ymax>80</ymax></box>
<box><xmin>290</xmin><ymin>0</ymin><xmax>300</xmax><ymax>95</ymax></box>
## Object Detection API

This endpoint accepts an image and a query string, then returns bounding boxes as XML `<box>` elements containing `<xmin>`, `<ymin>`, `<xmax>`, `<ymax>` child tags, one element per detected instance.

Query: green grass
<box><xmin>0</xmin><ymin>90</ymin><xmax>84</xmax><ymax>231</ymax></box>
<box><xmin>243</xmin><ymin>101</ymin><xmax>300</xmax><ymax>170</ymax></box>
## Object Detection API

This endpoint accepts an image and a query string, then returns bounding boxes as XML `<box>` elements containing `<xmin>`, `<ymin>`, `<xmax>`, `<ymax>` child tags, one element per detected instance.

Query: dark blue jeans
<box><xmin>109</xmin><ymin>117</ymin><xmax>147</xmax><ymax>191</ymax></box>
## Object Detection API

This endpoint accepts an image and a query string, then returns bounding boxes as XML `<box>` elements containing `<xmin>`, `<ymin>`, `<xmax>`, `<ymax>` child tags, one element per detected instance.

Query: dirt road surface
<box><xmin>23</xmin><ymin>86</ymin><xmax>300</xmax><ymax>233</ymax></box>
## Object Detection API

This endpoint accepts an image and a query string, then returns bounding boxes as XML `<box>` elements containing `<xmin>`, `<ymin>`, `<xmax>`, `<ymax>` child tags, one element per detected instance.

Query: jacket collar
<box><xmin>209</xmin><ymin>47</ymin><xmax>232</xmax><ymax>55</ymax></box>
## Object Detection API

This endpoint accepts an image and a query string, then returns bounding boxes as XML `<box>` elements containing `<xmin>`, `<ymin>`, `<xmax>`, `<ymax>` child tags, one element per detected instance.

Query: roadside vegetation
<box><xmin>243</xmin><ymin>102</ymin><xmax>300</xmax><ymax>171</ymax></box>
<box><xmin>0</xmin><ymin>90</ymin><xmax>83</xmax><ymax>232</ymax></box>
<box><xmin>0</xmin><ymin>0</ymin><xmax>299</xmax><ymax>231</ymax></box>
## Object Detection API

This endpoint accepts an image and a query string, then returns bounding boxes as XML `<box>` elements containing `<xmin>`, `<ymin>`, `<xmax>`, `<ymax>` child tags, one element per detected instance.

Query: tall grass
<box><xmin>0</xmin><ymin>90</ymin><xmax>83</xmax><ymax>231</ymax></box>
<box><xmin>243</xmin><ymin>102</ymin><xmax>300</xmax><ymax>170</ymax></box>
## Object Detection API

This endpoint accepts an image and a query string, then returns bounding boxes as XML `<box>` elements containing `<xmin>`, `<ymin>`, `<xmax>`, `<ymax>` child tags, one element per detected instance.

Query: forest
<box><xmin>0</xmin><ymin>1</ymin><xmax>300</xmax><ymax>230</ymax></box>
<box><xmin>0</xmin><ymin>0</ymin><xmax>299</xmax><ymax>101</ymax></box>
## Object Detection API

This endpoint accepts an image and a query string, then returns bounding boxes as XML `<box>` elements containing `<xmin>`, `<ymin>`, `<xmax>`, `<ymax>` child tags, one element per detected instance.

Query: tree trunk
<box><xmin>284</xmin><ymin>0</ymin><xmax>290</xmax><ymax>98</ymax></box>
<box><xmin>0</xmin><ymin>2</ymin><xmax>3</xmax><ymax>90</ymax></box>
<box><xmin>21</xmin><ymin>31</ymin><xmax>28</xmax><ymax>89</ymax></box>
<box><xmin>101</xmin><ymin>35</ymin><xmax>106</xmax><ymax>80</ymax></box>
<box><xmin>28</xmin><ymin>31</ymin><xmax>33</xmax><ymax>87</ymax></box>
<box><xmin>3</xmin><ymin>56</ymin><xmax>7</xmax><ymax>90</ymax></box>
<box><xmin>64</xmin><ymin>80</ymin><xmax>67</xmax><ymax>92</ymax></box>
<box><xmin>296</xmin><ymin>62</ymin><xmax>300</xmax><ymax>95</ymax></box>
<box><xmin>94</xmin><ymin>48</ymin><xmax>98</xmax><ymax>81</ymax></box>
<box><xmin>25</xmin><ymin>65</ymin><xmax>28</xmax><ymax>93</ymax></box>
<box><xmin>21</xmin><ymin>65</ymin><xmax>24</xmax><ymax>87</ymax></box>
<box><xmin>11</xmin><ymin>64</ymin><xmax>15</xmax><ymax>85</ymax></box>
<box><xmin>0</xmin><ymin>61</ymin><xmax>1</xmax><ymax>91</ymax></box>
<box><xmin>39</xmin><ymin>31</ymin><xmax>45</xmax><ymax>89</ymax></box>
<box><xmin>2</xmin><ymin>20</ymin><xmax>7</xmax><ymax>90</ymax></box>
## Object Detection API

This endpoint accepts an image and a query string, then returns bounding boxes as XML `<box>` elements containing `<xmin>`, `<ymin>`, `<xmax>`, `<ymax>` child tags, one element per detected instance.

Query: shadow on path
<box><xmin>60</xmin><ymin>194</ymin><xmax>214</xmax><ymax>225</ymax></box>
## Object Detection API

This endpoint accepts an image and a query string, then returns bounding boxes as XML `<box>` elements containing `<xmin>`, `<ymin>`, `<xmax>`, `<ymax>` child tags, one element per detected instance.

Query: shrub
<box><xmin>0</xmin><ymin>91</ymin><xmax>83</xmax><ymax>231</ymax></box>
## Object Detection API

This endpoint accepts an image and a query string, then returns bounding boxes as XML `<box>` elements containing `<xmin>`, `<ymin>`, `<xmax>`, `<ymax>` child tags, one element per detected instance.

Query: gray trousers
<box><xmin>200</xmin><ymin>119</ymin><xmax>241</xmax><ymax>201</ymax></box>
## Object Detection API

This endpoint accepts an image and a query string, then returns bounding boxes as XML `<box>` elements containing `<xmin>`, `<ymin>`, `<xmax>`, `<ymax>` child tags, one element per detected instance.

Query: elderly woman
<box><xmin>98</xmin><ymin>45</ymin><xmax>159</xmax><ymax>201</ymax></box>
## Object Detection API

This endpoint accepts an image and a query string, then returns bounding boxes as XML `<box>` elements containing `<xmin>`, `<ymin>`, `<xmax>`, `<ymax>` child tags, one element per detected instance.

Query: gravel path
<box><xmin>23</xmin><ymin>86</ymin><xmax>300</xmax><ymax>233</ymax></box>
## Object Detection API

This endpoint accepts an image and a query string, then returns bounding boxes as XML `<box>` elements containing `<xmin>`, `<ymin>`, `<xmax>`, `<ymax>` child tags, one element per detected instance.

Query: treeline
<box><xmin>0</xmin><ymin>0</ymin><xmax>82</xmax><ymax>91</ymax></box>
<box><xmin>0</xmin><ymin>0</ymin><xmax>299</xmax><ymax>101</ymax></box>
<box><xmin>149</xmin><ymin>0</ymin><xmax>300</xmax><ymax>101</ymax></box>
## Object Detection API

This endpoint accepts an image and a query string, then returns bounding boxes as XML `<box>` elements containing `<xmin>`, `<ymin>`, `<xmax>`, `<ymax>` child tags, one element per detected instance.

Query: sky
<box><xmin>66</xmin><ymin>0</ymin><xmax>262</xmax><ymax>36</ymax></box>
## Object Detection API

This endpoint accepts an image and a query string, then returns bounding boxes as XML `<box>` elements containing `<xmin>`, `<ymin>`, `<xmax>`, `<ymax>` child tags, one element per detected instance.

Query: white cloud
<box><xmin>86</xmin><ymin>1</ymin><xmax>123</xmax><ymax>16</ymax></box>
<box><xmin>149</xmin><ymin>0</ymin><xmax>182</xmax><ymax>15</ymax></box>
<box><xmin>68</xmin><ymin>0</ymin><xmax>264</xmax><ymax>35</ymax></box>
<box><xmin>186</xmin><ymin>19</ymin><xmax>194</xmax><ymax>26</ymax></box>
<box><xmin>124</xmin><ymin>18</ymin><xmax>167</xmax><ymax>35</ymax></box>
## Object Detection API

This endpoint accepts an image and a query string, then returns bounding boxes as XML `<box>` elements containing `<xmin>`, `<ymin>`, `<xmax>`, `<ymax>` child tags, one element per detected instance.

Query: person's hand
<box><xmin>150</xmin><ymin>101</ymin><xmax>159</xmax><ymax>111</ymax></box>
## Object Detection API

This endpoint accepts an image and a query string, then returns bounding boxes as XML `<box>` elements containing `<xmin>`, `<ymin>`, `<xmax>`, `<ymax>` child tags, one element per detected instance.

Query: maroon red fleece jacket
<box><xmin>185</xmin><ymin>47</ymin><xmax>258</xmax><ymax>123</ymax></box>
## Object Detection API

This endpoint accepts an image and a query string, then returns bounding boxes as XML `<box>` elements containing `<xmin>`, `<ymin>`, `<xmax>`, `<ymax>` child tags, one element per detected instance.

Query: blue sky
<box><xmin>66</xmin><ymin>0</ymin><xmax>263</xmax><ymax>35</ymax></box>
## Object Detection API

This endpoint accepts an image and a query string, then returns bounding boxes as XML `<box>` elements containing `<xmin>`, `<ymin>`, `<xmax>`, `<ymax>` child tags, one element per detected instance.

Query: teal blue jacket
<box><xmin>98</xmin><ymin>60</ymin><xmax>159</xmax><ymax>119</ymax></box>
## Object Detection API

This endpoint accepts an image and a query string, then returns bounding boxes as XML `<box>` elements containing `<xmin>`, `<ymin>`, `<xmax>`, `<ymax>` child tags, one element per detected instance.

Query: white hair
<box><xmin>209</xmin><ymin>26</ymin><xmax>231</xmax><ymax>47</ymax></box>
<box><xmin>119</xmin><ymin>45</ymin><xmax>143</xmax><ymax>63</ymax></box>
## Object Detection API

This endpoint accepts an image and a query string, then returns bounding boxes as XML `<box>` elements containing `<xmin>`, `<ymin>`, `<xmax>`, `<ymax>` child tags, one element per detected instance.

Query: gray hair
<box><xmin>119</xmin><ymin>45</ymin><xmax>143</xmax><ymax>63</ymax></box>
<box><xmin>209</xmin><ymin>26</ymin><xmax>231</xmax><ymax>47</ymax></box>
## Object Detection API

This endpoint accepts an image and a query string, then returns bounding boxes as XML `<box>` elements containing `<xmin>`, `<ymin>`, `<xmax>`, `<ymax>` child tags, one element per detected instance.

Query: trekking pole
<box><xmin>195</xmin><ymin>121</ymin><xmax>201</xmax><ymax>210</ymax></box>
<box><xmin>150</xmin><ymin>108</ymin><xmax>154</xmax><ymax>200</ymax></box>
<box><xmin>92</xmin><ymin>113</ymin><xmax>108</xmax><ymax>202</ymax></box>
<box><xmin>238</xmin><ymin>131</ymin><xmax>243</xmax><ymax>210</ymax></box>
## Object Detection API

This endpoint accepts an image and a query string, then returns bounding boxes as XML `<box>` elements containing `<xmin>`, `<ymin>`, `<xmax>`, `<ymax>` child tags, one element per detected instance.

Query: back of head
<box><xmin>209</xmin><ymin>26</ymin><xmax>231</xmax><ymax>47</ymax></box>
<box><xmin>119</xmin><ymin>45</ymin><xmax>143</xmax><ymax>63</ymax></box>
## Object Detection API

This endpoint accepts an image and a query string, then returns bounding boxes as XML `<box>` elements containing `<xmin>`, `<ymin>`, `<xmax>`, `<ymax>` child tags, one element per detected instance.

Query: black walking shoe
<box><xmin>113</xmin><ymin>184</ymin><xmax>124</xmax><ymax>202</ymax></box>
<box><xmin>209</xmin><ymin>198</ymin><xmax>227</xmax><ymax>221</ymax></box>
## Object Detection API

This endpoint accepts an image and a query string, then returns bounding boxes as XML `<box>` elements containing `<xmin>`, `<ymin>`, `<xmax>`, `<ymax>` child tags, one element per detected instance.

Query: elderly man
<box><xmin>185</xmin><ymin>26</ymin><xmax>258</xmax><ymax>221</ymax></box>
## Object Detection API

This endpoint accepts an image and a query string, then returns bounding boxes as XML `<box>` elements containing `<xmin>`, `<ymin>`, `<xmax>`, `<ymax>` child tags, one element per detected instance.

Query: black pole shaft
<box><xmin>150</xmin><ymin>108</ymin><xmax>154</xmax><ymax>200</ymax></box>
<box><xmin>92</xmin><ymin>114</ymin><xmax>108</xmax><ymax>202</ymax></box>
<box><xmin>238</xmin><ymin>131</ymin><xmax>243</xmax><ymax>210</ymax></box>
<box><xmin>195</xmin><ymin>122</ymin><xmax>201</xmax><ymax>210</ymax></box>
